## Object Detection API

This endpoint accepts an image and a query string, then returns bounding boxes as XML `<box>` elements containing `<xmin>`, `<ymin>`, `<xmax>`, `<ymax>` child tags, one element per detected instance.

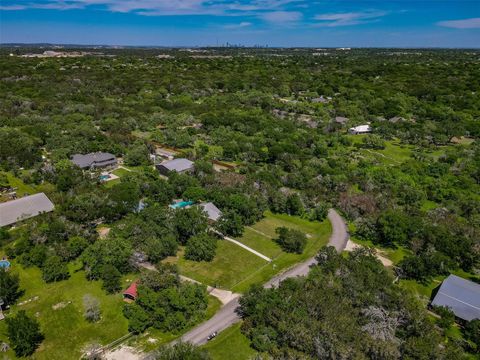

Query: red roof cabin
<box><xmin>123</xmin><ymin>281</ymin><xmax>138</xmax><ymax>303</ymax></box>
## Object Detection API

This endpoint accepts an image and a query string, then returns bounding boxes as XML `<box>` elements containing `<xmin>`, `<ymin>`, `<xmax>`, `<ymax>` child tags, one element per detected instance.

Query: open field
<box><xmin>176</xmin><ymin>241</ymin><xmax>268</xmax><ymax>290</ymax></box>
<box><xmin>231</xmin><ymin>213</ymin><xmax>331</xmax><ymax>293</ymax></box>
<box><xmin>170</xmin><ymin>212</ymin><xmax>331</xmax><ymax>293</ymax></box>
<box><xmin>203</xmin><ymin>322</ymin><xmax>257</xmax><ymax>360</ymax></box>
<box><xmin>0</xmin><ymin>261</ymin><xmax>130</xmax><ymax>360</ymax></box>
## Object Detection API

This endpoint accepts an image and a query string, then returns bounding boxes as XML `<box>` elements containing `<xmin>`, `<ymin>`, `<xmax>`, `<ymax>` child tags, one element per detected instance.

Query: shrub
<box><xmin>184</xmin><ymin>233</ymin><xmax>217</xmax><ymax>262</ymax></box>
<box><xmin>275</xmin><ymin>227</ymin><xmax>307</xmax><ymax>254</ymax></box>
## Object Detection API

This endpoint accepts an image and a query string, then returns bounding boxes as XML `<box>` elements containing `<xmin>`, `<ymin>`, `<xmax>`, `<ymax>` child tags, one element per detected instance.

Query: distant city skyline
<box><xmin>1</xmin><ymin>1</ymin><xmax>479</xmax><ymax>48</ymax></box>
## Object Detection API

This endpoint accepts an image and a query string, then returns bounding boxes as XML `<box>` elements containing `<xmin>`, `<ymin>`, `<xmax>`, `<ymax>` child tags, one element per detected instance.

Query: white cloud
<box><xmin>0</xmin><ymin>5</ymin><xmax>27</xmax><ymax>10</ymax></box>
<box><xmin>224</xmin><ymin>21</ymin><xmax>252</xmax><ymax>29</ymax></box>
<box><xmin>437</xmin><ymin>17</ymin><xmax>480</xmax><ymax>29</ymax></box>
<box><xmin>0</xmin><ymin>0</ymin><xmax>307</xmax><ymax>17</ymax></box>
<box><xmin>261</xmin><ymin>11</ymin><xmax>302</xmax><ymax>23</ymax></box>
<box><xmin>314</xmin><ymin>10</ymin><xmax>386</xmax><ymax>27</ymax></box>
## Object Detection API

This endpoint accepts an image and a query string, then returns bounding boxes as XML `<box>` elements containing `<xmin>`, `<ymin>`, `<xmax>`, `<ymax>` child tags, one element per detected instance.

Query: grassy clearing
<box><xmin>0</xmin><ymin>171</ymin><xmax>40</xmax><ymax>202</ymax></box>
<box><xmin>350</xmin><ymin>235</ymin><xmax>410</xmax><ymax>265</ymax></box>
<box><xmin>203</xmin><ymin>322</ymin><xmax>257</xmax><ymax>360</ymax></box>
<box><xmin>176</xmin><ymin>241</ymin><xmax>268</xmax><ymax>289</ymax></box>
<box><xmin>235</xmin><ymin>227</ymin><xmax>282</xmax><ymax>259</ymax></box>
<box><xmin>0</xmin><ymin>261</ymin><xmax>130</xmax><ymax>360</ymax></box>
<box><xmin>232</xmin><ymin>213</ymin><xmax>331</xmax><ymax>293</ymax></box>
<box><xmin>169</xmin><ymin>212</ymin><xmax>331</xmax><ymax>293</ymax></box>
<box><xmin>112</xmin><ymin>168</ymin><xmax>132</xmax><ymax>177</ymax></box>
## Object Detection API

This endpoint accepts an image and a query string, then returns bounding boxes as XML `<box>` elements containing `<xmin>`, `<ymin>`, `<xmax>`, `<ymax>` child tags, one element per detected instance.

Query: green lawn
<box><xmin>0</xmin><ymin>261</ymin><xmax>130</xmax><ymax>360</ymax></box>
<box><xmin>176</xmin><ymin>241</ymin><xmax>269</xmax><ymax>289</ymax></box>
<box><xmin>203</xmin><ymin>322</ymin><xmax>257</xmax><ymax>360</ymax></box>
<box><xmin>112</xmin><ymin>168</ymin><xmax>132</xmax><ymax>177</ymax></box>
<box><xmin>0</xmin><ymin>172</ymin><xmax>39</xmax><ymax>202</ymax></box>
<box><xmin>171</xmin><ymin>212</ymin><xmax>331</xmax><ymax>293</ymax></box>
<box><xmin>232</xmin><ymin>213</ymin><xmax>331</xmax><ymax>293</ymax></box>
<box><xmin>235</xmin><ymin>227</ymin><xmax>282</xmax><ymax>259</ymax></box>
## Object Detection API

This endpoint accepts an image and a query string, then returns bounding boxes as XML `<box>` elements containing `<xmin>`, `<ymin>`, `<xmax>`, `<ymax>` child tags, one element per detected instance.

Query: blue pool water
<box><xmin>100</xmin><ymin>175</ymin><xmax>110</xmax><ymax>181</ymax></box>
<box><xmin>169</xmin><ymin>201</ymin><xmax>194</xmax><ymax>209</ymax></box>
<box><xmin>0</xmin><ymin>260</ymin><xmax>10</xmax><ymax>269</ymax></box>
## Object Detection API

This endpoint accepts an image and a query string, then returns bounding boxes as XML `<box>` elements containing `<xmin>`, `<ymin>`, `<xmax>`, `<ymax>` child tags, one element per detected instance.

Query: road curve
<box><xmin>177</xmin><ymin>209</ymin><xmax>349</xmax><ymax>346</ymax></box>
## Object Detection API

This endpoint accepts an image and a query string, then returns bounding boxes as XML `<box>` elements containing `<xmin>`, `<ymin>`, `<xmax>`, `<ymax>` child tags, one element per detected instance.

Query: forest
<box><xmin>0</xmin><ymin>47</ymin><xmax>479</xmax><ymax>359</ymax></box>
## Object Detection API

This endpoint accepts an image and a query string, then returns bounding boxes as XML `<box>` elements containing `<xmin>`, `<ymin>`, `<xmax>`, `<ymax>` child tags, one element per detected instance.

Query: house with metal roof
<box><xmin>71</xmin><ymin>152</ymin><xmax>117</xmax><ymax>169</ymax></box>
<box><xmin>156</xmin><ymin>158</ymin><xmax>194</xmax><ymax>176</ymax></box>
<box><xmin>431</xmin><ymin>274</ymin><xmax>480</xmax><ymax>322</ymax></box>
<box><xmin>348</xmin><ymin>124</ymin><xmax>372</xmax><ymax>135</ymax></box>
<box><xmin>0</xmin><ymin>193</ymin><xmax>54</xmax><ymax>227</ymax></box>
<box><xmin>199</xmin><ymin>202</ymin><xmax>222</xmax><ymax>222</ymax></box>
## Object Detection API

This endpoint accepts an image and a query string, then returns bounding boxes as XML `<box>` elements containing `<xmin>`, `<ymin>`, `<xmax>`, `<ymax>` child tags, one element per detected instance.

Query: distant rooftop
<box><xmin>159</xmin><ymin>158</ymin><xmax>194</xmax><ymax>172</ymax></box>
<box><xmin>0</xmin><ymin>193</ymin><xmax>54</xmax><ymax>227</ymax></box>
<box><xmin>199</xmin><ymin>202</ymin><xmax>222</xmax><ymax>222</ymax></box>
<box><xmin>71</xmin><ymin>152</ymin><xmax>117</xmax><ymax>169</ymax></box>
<box><xmin>431</xmin><ymin>274</ymin><xmax>480</xmax><ymax>322</ymax></box>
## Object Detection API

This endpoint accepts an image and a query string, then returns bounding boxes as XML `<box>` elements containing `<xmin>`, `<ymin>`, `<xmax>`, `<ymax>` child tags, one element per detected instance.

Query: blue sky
<box><xmin>1</xmin><ymin>1</ymin><xmax>479</xmax><ymax>47</ymax></box>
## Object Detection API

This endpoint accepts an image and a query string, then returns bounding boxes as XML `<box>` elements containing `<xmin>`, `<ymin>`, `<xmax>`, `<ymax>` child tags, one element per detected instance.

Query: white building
<box><xmin>348</xmin><ymin>125</ymin><xmax>372</xmax><ymax>135</ymax></box>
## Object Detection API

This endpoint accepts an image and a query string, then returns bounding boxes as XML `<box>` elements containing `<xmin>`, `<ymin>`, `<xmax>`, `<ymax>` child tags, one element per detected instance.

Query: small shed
<box><xmin>123</xmin><ymin>281</ymin><xmax>139</xmax><ymax>303</ymax></box>
<box><xmin>431</xmin><ymin>274</ymin><xmax>480</xmax><ymax>322</ymax></box>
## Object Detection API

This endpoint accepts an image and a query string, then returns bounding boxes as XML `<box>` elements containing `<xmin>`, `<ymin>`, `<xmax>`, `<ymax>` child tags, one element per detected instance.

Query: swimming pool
<box><xmin>100</xmin><ymin>174</ymin><xmax>110</xmax><ymax>181</ymax></box>
<box><xmin>169</xmin><ymin>201</ymin><xmax>194</xmax><ymax>209</ymax></box>
<box><xmin>0</xmin><ymin>260</ymin><xmax>10</xmax><ymax>269</ymax></box>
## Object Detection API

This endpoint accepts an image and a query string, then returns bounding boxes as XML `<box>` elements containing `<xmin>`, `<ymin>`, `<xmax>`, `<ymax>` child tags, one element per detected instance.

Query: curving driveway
<box><xmin>177</xmin><ymin>209</ymin><xmax>349</xmax><ymax>346</ymax></box>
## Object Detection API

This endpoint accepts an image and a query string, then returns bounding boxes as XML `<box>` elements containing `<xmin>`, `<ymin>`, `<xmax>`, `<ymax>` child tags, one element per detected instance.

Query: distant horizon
<box><xmin>1</xmin><ymin>1</ymin><xmax>479</xmax><ymax>48</ymax></box>
<box><xmin>1</xmin><ymin>42</ymin><xmax>480</xmax><ymax>50</ymax></box>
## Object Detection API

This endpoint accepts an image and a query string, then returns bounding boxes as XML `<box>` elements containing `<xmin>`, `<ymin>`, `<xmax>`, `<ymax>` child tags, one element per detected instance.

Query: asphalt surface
<box><xmin>178</xmin><ymin>209</ymin><xmax>349</xmax><ymax>346</ymax></box>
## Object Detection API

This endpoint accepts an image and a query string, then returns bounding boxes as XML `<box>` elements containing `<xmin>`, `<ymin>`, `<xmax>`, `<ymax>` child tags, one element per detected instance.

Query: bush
<box><xmin>432</xmin><ymin>306</ymin><xmax>455</xmax><ymax>329</ymax></box>
<box><xmin>42</xmin><ymin>256</ymin><xmax>70</xmax><ymax>283</ymax></box>
<box><xmin>6</xmin><ymin>310</ymin><xmax>44</xmax><ymax>357</ymax></box>
<box><xmin>83</xmin><ymin>294</ymin><xmax>101</xmax><ymax>323</ymax></box>
<box><xmin>0</xmin><ymin>268</ymin><xmax>23</xmax><ymax>306</ymax></box>
<box><xmin>275</xmin><ymin>227</ymin><xmax>307</xmax><ymax>254</ymax></box>
<box><xmin>217</xmin><ymin>210</ymin><xmax>244</xmax><ymax>237</ymax></box>
<box><xmin>463</xmin><ymin>319</ymin><xmax>480</xmax><ymax>353</ymax></box>
<box><xmin>100</xmin><ymin>265</ymin><xmax>122</xmax><ymax>294</ymax></box>
<box><xmin>184</xmin><ymin>233</ymin><xmax>217</xmax><ymax>262</ymax></box>
<box><xmin>152</xmin><ymin>342</ymin><xmax>211</xmax><ymax>360</ymax></box>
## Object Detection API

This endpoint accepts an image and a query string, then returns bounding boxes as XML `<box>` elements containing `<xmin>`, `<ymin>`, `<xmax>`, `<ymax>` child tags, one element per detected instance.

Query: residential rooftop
<box><xmin>0</xmin><ymin>193</ymin><xmax>54</xmax><ymax>227</ymax></box>
<box><xmin>71</xmin><ymin>152</ymin><xmax>117</xmax><ymax>169</ymax></box>
<box><xmin>159</xmin><ymin>158</ymin><xmax>194</xmax><ymax>172</ymax></box>
<box><xmin>199</xmin><ymin>202</ymin><xmax>222</xmax><ymax>222</ymax></box>
<box><xmin>431</xmin><ymin>274</ymin><xmax>480</xmax><ymax>322</ymax></box>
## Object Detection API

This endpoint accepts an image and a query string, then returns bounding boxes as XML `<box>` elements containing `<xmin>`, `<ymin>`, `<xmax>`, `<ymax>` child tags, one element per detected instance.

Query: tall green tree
<box><xmin>6</xmin><ymin>310</ymin><xmax>44</xmax><ymax>357</ymax></box>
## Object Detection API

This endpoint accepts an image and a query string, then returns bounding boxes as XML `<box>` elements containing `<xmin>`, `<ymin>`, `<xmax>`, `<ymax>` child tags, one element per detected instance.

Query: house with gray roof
<box><xmin>0</xmin><ymin>193</ymin><xmax>54</xmax><ymax>227</ymax></box>
<box><xmin>71</xmin><ymin>152</ymin><xmax>117</xmax><ymax>169</ymax></box>
<box><xmin>199</xmin><ymin>202</ymin><xmax>222</xmax><ymax>222</ymax></box>
<box><xmin>156</xmin><ymin>158</ymin><xmax>194</xmax><ymax>176</ymax></box>
<box><xmin>431</xmin><ymin>274</ymin><xmax>480</xmax><ymax>322</ymax></box>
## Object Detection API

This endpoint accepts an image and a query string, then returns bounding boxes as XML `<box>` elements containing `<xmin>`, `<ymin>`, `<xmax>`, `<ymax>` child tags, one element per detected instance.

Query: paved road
<box><xmin>177</xmin><ymin>209</ymin><xmax>349</xmax><ymax>346</ymax></box>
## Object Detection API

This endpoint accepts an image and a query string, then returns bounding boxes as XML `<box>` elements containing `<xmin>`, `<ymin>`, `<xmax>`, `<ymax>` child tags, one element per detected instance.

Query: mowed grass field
<box><xmin>203</xmin><ymin>322</ymin><xmax>257</xmax><ymax>360</ymax></box>
<box><xmin>172</xmin><ymin>212</ymin><xmax>331</xmax><ymax>293</ymax></box>
<box><xmin>0</xmin><ymin>261</ymin><xmax>130</xmax><ymax>360</ymax></box>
